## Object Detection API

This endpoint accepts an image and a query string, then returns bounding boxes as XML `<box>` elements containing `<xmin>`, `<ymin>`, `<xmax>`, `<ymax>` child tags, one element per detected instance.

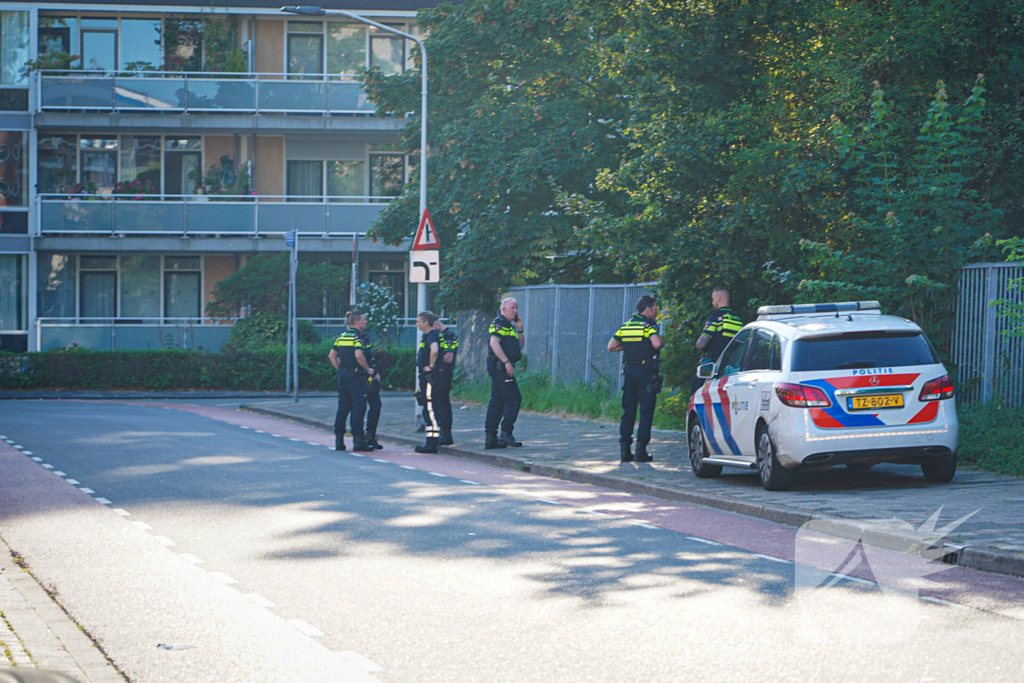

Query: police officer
<box><xmin>693</xmin><ymin>287</ymin><xmax>744</xmax><ymax>395</ymax></box>
<box><xmin>485</xmin><ymin>297</ymin><xmax>524</xmax><ymax>450</ymax></box>
<box><xmin>433</xmin><ymin>317</ymin><xmax>459</xmax><ymax>446</ymax></box>
<box><xmin>608</xmin><ymin>295</ymin><xmax>664</xmax><ymax>462</ymax></box>
<box><xmin>354</xmin><ymin>313</ymin><xmax>384</xmax><ymax>451</ymax></box>
<box><xmin>328</xmin><ymin>310</ymin><xmax>373</xmax><ymax>452</ymax></box>
<box><xmin>414</xmin><ymin>311</ymin><xmax>442</xmax><ymax>453</ymax></box>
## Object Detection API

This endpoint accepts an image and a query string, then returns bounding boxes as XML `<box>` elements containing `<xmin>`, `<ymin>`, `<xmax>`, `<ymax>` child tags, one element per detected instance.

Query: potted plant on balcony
<box><xmin>113</xmin><ymin>178</ymin><xmax>158</xmax><ymax>200</ymax></box>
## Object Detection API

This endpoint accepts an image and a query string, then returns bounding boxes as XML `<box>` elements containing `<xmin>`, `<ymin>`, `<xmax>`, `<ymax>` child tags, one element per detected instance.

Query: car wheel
<box><xmin>756</xmin><ymin>424</ymin><xmax>794</xmax><ymax>491</ymax></box>
<box><xmin>846</xmin><ymin>463</ymin><xmax>873</xmax><ymax>472</ymax></box>
<box><xmin>921</xmin><ymin>454</ymin><xmax>957</xmax><ymax>483</ymax></box>
<box><xmin>688</xmin><ymin>417</ymin><xmax>722</xmax><ymax>478</ymax></box>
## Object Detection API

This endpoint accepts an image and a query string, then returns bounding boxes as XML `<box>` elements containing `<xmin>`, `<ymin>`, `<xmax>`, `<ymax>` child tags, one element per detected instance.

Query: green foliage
<box><xmin>162</xmin><ymin>14</ymin><xmax>244</xmax><ymax>73</ymax></box>
<box><xmin>957</xmin><ymin>401</ymin><xmax>1024</xmax><ymax>476</ymax></box>
<box><xmin>0</xmin><ymin>345</ymin><xmax>416</xmax><ymax>392</ymax></box>
<box><xmin>362</xmin><ymin>0</ymin><xmax>628</xmax><ymax>311</ymax></box>
<box><xmin>21</xmin><ymin>51</ymin><xmax>78</xmax><ymax>76</ymax></box>
<box><xmin>224</xmin><ymin>312</ymin><xmax>319</xmax><ymax>352</ymax></box>
<box><xmin>991</xmin><ymin>237</ymin><xmax>1024</xmax><ymax>337</ymax></box>
<box><xmin>358</xmin><ymin>282</ymin><xmax>401</xmax><ymax>341</ymax></box>
<box><xmin>206</xmin><ymin>254</ymin><xmax>349</xmax><ymax>318</ymax></box>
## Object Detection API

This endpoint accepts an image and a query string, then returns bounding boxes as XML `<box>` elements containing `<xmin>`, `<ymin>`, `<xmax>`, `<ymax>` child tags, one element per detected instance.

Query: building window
<box><xmin>120</xmin><ymin>135</ymin><xmax>161</xmax><ymax>191</ymax></box>
<box><xmin>0</xmin><ymin>130</ymin><xmax>27</xmax><ymax>207</ymax></box>
<box><xmin>119</xmin><ymin>19</ymin><xmax>162</xmax><ymax>70</ymax></box>
<box><xmin>327</xmin><ymin>23</ymin><xmax>365</xmax><ymax>75</ymax></box>
<box><xmin>287</xmin><ymin>22</ymin><xmax>323</xmax><ymax>78</ymax></box>
<box><xmin>286</xmin><ymin>160</ymin><xmax>323</xmax><ymax>201</ymax></box>
<box><xmin>164</xmin><ymin>136</ymin><xmax>202</xmax><ymax>196</ymax></box>
<box><xmin>80</xmin><ymin>137</ymin><xmax>118</xmax><ymax>193</ymax></box>
<box><xmin>37</xmin><ymin>253</ymin><xmax>76</xmax><ymax>320</ymax></box>
<box><xmin>164</xmin><ymin>256</ymin><xmax>201</xmax><ymax>318</ymax></box>
<box><xmin>0</xmin><ymin>254</ymin><xmax>25</xmax><ymax>331</ymax></box>
<box><xmin>39</xmin><ymin>134</ymin><xmax>77</xmax><ymax>194</ymax></box>
<box><xmin>370</xmin><ymin>28</ymin><xmax>405</xmax><ymax>75</ymax></box>
<box><xmin>81</xmin><ymin>19</ymin><xmax>118</xmax><ymax>72</ymax></box>
<box><xmin>287</xmin><ymin>20</ymin><xmax>411</xmax><ymax>77</ymax></box>
<box><xmin>369</xmin><ymin>152</ymin><xmax>406</xmax><ymax>200</ymax></box>
<box><xmin>0</xmin><ymin>11</ymin><xmax>29</xmax><ymax>86</ymax></box>
<box><xmin>120</xmin><ymin>255</ymin><xmax>160</xmax><ymax>318</ymax></box>
<box><xmin>39</xmin><ymin>16</ymin><xmax>78</xmax><ymax>59</ymax></box>
<box><xmin>39</xmin><ymin>16</ymin><xmax>164</xmax><ymax>71</ymax></box>
<box><xmin>79</xmin><ymin>255</ymin><xmax>118</xmax><ymax>320</ymax></box>
<box><xmin>327</xmin><ymin>160</ymin><xmax>365</xmax><ymax>199</ymax></box>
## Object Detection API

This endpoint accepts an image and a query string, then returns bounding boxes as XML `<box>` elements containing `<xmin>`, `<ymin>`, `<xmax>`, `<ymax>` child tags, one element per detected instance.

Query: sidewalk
<box><xmin>0</xmin><ymin>536</ymin><xmax>125</xmax><ymax>683</ymax></box>
<box><xmin>242</xmin><ymin>394</ymin><xmax>1024</xmax><ymax>578</ymax></box>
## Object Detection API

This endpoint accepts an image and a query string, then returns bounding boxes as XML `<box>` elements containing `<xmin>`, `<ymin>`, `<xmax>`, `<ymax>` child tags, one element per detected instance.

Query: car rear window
<box><xmin>791</xmin><ymin>331</ymin><xmax>940</xmax><ymax>371</ymax></box>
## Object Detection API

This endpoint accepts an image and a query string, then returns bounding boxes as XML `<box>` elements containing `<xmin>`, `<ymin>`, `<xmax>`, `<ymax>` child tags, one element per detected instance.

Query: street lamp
<box><xmin>282</xmin><ymin>6</ymin><xmax>430</xmax><ymax>426</ymax></box>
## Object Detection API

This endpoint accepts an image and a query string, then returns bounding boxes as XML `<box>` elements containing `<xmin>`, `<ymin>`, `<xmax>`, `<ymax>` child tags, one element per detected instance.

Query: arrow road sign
<box><xmin>412</xmin><ymin>208</ymin><xmax>440</xmax><ymax>250</ymax></box>
<box><xmin>409</xmin><ymin>250</ymin><xmax>440</xmax><ymax>283</ymax></box>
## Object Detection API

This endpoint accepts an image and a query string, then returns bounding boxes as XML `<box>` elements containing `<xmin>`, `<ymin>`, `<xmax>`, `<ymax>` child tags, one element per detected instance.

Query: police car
<box><xmin>686</xmin><ymin>301</ymin><xmax>958</xmax><ymax>491</ymax></box>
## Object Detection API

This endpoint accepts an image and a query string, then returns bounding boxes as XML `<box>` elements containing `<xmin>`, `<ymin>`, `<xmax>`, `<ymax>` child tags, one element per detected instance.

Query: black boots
<box><xmin>484</xmin><ymin>432</ymin><xmax>506</xmax><ymax>450</ymax></box>
<box><xmin>351</xmin><ymin>435</ymin><xmax>372</xmax><ymax>452</ymax></box>
<box><xmin>620</xmin><ymin>441</ymin><xmax>633</xmax><ymax>462</ymax></box>
<box><xmin>367</xmin><ymin>432</ymin><xmax>384</xmax><ymax>450</ymax></box>
<box><xmin>635</xmin><ymin>441</ymin><xmax>653</xmax><ymax>462</ymax></box>
<box><xmin>415</xmin><ymin>437</ymin><xmax>439</xmax><ymax>454</ymax></box>
<box><xmin>498</xmin><ymin>431</ymin><xmax>523</xmax><ymax>448</ymax></box>
<box><xmin>335</xmin><ymin>434</ymin><xmax>346</xmax><ymax>451</ymax></box>
<box><xmin>439</xmin><ymin>429</ymin><xmax>454</xmax><ymax>446</ymax></box>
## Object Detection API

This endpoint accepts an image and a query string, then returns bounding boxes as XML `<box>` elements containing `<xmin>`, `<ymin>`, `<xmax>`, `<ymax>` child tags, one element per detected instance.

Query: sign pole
<box><xmin>291</xmin><ymin>230</ymin><xmax>300</xmax><ymax>402</ymax></box>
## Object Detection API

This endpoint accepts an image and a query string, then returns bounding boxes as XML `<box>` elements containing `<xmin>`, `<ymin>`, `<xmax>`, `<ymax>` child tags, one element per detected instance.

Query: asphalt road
<box><xmin>1</xmin><ymin>400</ymin><xmax>1022</xmax><ymax>683</ymax></box>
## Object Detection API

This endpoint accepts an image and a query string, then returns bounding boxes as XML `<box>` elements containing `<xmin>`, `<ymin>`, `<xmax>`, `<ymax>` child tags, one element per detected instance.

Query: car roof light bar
<box><xmin>757</xmin><ymin>301</ymin><xmax>882</xmax><ymax>317</ymax></box>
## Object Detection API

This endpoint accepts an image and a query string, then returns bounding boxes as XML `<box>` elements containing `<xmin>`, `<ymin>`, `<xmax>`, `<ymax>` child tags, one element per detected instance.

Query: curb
<box><xmin>241</xmin><ymin>404</ymin><xmax>1024</xmax><ymax>580</ymax></box>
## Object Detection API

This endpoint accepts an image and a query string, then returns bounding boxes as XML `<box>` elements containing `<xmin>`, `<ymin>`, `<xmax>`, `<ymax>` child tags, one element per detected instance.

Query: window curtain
<box><xmin>37</xmin><ymin>253</ymin><xmax>76</xmax><ymax>320</ymax></box>
<box><xmin>287</xmin><ymin>161</ymin><xmax>323</xmax><ymax>202</ymax></box>
<box><xmin>327</xmin><ymin>160</ymin><xmax>364</xmax><ymax>200</ymax></box>
<box><xmin>80</xmin><ymin>272</ymin><xmax>116</xmax><ymax>319</ymax></box>
<box><xmin>0</xmin><ymin>12</ymin><xmax>29</xmax><ymax>86</ymax></box>
<box><xmin>0</xmin><ymin>254</ymin><xmax>22</xmax><ymax>330</ymax></box>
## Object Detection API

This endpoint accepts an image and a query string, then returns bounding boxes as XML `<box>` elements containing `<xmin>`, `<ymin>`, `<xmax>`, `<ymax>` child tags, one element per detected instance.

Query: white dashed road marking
<box><xmin>53</xmin><ymin>471</ymin><xmax>65</xmax><ymax>477</ymax></box>
<box><xmin>428</xmin><ymin>472</ymin><xmax>447</xmax><ymax>478</ymax></box>
<box><xmin>95</xmin><ymin>498</ymin><xmax>112</xmax><ymax>505</ymax></box>
<box><xmin>288</xmin><ymin>619</ymin><xmax>324</xmax><ymax>637</ymax></box>
<box><xmin>459</xmin><ymin>480</ymin><xmax>481</xmax><ymax>485</ymax></box>
<box><xmin>254</xmin><ymin>430</ymin><xmax>265</xmax><ymax>433</ymax></box>
<box><xmin>78</xmin><ymin>487</ymin><xmax>94</xmax><ymax>493</ymax></box>
<box><xmin>686</xmin><ymin>536</ymin><xmax>724</xmax><ymax>546</ymax></box>
<box><xmin>535</xmin><ymin>499</ymin><xmax>563</xmax><ymax>506</ymax></box>
<box><xmin>113</xmin><ymin>509</ymin><xmax>130</xmax><ymax>516</ymax></box>
<box><xmin>209</xmin><ymin>572</ymin><xmax>237</xmax><ymax>585</ymax></box>
<box><xmin>372</xmin><ymin>459</ymin><xmax>388</xmax><ymax>463</ymax></box>
<box><xmin>288</xmin><ymin>438</ymin><xmax>302</xmax><ymax>442</ymax></box>
<box><xmin>179</xmin><ymin>554</ymin><xmax>205</xmax><ymax>565</ymax></box>
<box><xmin>400</xmin><ymin>466</ymin><xmax>417</xmax><ymax>470</ymax></box>
<box><xmin>13</xmin><ymin>445</ymin><xmax>23</xmax><ymax>450</ymax></box>
<box><xmin>22</xmin><ymin>451</ymin><xmax>32</xmax><ymax>455</ymax></box>
<box><xmin>630</xmin><ymin>521</ymin><xmax>659</xmax><ymax>529</ymax></box>
<box><xmin>153</xmin><ymin>536</ymin><xmax>176</xmax><ymax>547</ymax></box>
<box><xmin>754</xmin><ymin>553</ymin><xmax>792</xmax><ymax>564</ymax></box>
<box><xmin>31</xmin><ymin>457</ymin><xmax>42</xmax><ymax>462</ymax></box>
<box><xmin>133</xmin><ymin>521</ymin><xmax>152</xmax><ymax>530</ymax></box>
<box><xmin>65</xmin><ymin>479</ymin><xmax>79</xmax><ymax>485</ymax></box>
<box><xmin>245</xmin><ymin>593</ymin><xmax>277</xmax><ymax>608</ymax></box>
<box><xmin>42</xmin><ymin>464</ymin><xmax>54</xmax><ymax>469</ymax></box>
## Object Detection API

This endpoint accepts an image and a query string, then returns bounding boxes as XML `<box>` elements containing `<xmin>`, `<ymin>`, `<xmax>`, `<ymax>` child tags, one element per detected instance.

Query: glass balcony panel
<box><xmin>328</xmin><ymin>203</ymin><xmax>386</xmax><ymax>235</ymax></box>
<box><xmin>259</xmin><ymin>202</ymin><xmax>326</xmax><ymax>235</ymax></box>
<box><xmin>111</xmin><ymin>325</ymin><xmax>164</xmax><ymax>350</ymax></box>
<box><xmin>113</xmin><ymin>76</ymin><xmax>184</xmax><ymax>110</ymax></box>
<box><xmin>42</xmin><ymin>199</ymin><xmax>113</xmax><ymax>233</ymax></box>
<box><xmin>114</xmin><ymin>201</ymin><xmax>184</xmax><ymax>233</ymax></box>
<box><xmin>328</xmin><ymin>81</ymin><xmax>375</xmax><ymax>113</ymax></box>
<box><xmin>41</xmin><ymin>324</ymin><xmax>112</xmax><ymax>351</ymax></box>
<box><xmin>187</xmin><ymin>200</ymin><xmax>256</xmax><ymax>234</ymax></box>
<box><xmin>41</xmin><ymin>76</ymin><xmax>114</xmax><ymax>109</ymax></box>
<box><xmin>192</xmin><ymin>326</ymin><xmax>233</xmax><ymax>352</ymax></box>
<box><xmin>258</xmin><ymin>80</ymin><xmax>327</xmax><ymax>112</ymax></box>
<box><xmin>187</xmin><ymin>78</ymin><xmax>256</xmax><ymax>111</ymax></box>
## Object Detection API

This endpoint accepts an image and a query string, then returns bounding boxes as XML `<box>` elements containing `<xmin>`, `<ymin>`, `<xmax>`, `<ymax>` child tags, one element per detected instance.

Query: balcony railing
<box><xmin>37</xmin><ymin>194</ymin><xmax>391</xmax><ymax>237</ymax></box>
<box><xmin>35</xmin><ymin>70</ymin><xmax>376</xmax><ymax>115</ymax></box>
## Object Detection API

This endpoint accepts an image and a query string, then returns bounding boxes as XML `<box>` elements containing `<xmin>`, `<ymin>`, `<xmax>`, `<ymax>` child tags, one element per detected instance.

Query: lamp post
<box><xmin>282</xmin><ymin>6</ymin><xmax>429</xmax><ymax>426</ymax></box>
<box><xmin>281</xmin><ymin>5</ymin><xmax>429</xmax><ymax>317</ymax></box>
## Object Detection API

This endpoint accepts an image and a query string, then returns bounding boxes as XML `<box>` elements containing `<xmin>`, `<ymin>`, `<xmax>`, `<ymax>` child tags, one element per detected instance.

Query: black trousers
<box><xmin>434</xmin><ymin>366</ymin><xmax>453</xmax><ymax>432</ymax></box>
<box><xmin>620</xmin><ymin>365</ymin><xmax>657</xmax><ymax>444</ymax></box>
<box><xmin>335</xmin><ymin>370</ymin><xmax>366</xmax><ymax>437</ymax></box>
<box><xmin>485</xmin><ymin>363</ymin><xmax>521</xmax><ymax>435</ymax></box>
<box><xmin>420</xmin><ymin>373</ymin><xmax>440</xmax><ymax>439</ymax></box>
<box><xmin>366</xmin><ymin>387</ymin><xmax>381</xmax><ymax>436</ymax></box>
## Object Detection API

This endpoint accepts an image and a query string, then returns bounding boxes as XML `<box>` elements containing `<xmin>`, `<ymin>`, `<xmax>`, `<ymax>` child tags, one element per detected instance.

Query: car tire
<box><xmin>756</xmin><ymin>423</ymin><xmax>794</xmax><ymax>491</ymax></box>
<box><xmin>921</xmin><ymin>454</ymin><xmax>957</xmax><ymax>483</ymax></box>
<box><xmin>688</xmin><ymin>417</ymin><xmax>722</xmax><ymax>478</ymax></box>
<box><xmin>846</xmin><ymin>463</ymin><xmax>873</xmax><ymax>472</ymax></box>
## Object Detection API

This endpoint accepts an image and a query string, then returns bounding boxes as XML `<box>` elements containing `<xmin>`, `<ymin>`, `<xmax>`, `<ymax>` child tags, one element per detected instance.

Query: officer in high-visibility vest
<box><xmin>693</xmin><ymin>287</ymin><xmax>744</xmax><ymax>395</ymax></box>
<box><xmin>484</xmin><ymin>297</ymin><xmax>524</xmax><ymax>450</ymax></box>
<box><xmin>327</xmin><ymin>311</ymin><xmax>373</xmax><ymax>452</ymax></box>
<box><xmin>356</xmin><ymin>315</ymin><xmax>384</xmax><ymax>450</ymax></box>
<box><xmin>608</xmin><ymin>295</ymin><xmax>664</xmax><ymax>462</ymax></box>
<box><xmin>414</xmin><ymin>311</ymin><xmax>442</xmax><ymax>453</ymax></box>
<box><xmin>433</xmin><ymin>318</ymin><xmax>459</xmax><ymax>446</ymax></box>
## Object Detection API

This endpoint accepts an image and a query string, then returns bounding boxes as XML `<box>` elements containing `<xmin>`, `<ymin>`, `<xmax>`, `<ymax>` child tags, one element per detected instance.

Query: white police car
<box><xmin>686</xmin><ymin>301</ymin><xmax>958</xmax><ymax>491</ymax></box>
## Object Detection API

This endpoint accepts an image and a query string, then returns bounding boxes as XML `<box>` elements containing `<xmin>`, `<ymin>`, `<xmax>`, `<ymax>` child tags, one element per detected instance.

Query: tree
<box><xmin>206</xmin><ymin>254</ymin><xmax>349</xmax><ymax>318</ymax></box>
<box><xmin>362</xmin><ymin>0</ymin><xmax>628</xmax><ymax>311</ymax></box>
<box><xmin>358</xmin><ymin>282</ymin><xmax>401</xmax><ymax>342</ymax></box>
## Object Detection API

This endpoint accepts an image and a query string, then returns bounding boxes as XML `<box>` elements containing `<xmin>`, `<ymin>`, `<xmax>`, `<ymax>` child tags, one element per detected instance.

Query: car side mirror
<box><xmin>696</xmin><ymin>362</ymin><xmax>715</xmax><ymax>379</ymax></box>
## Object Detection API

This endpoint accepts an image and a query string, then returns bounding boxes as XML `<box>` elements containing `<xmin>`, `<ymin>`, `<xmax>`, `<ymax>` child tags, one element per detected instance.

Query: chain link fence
<box><xmin>503</xmin><ymin>283</ymin><xmax>658</xmax><ymax>390</ymax></box>
<box><xmin>951</xmin><ymin>263</ymin><xmax>1024</xmax><ymax>408</ymax></box>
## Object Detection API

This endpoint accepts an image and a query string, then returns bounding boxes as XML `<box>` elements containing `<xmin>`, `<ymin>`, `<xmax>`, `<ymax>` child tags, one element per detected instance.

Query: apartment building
<box><xmin>0</xmin><ymin>0</ymin><xmax>438</xmax><ymax>353</ymax></box>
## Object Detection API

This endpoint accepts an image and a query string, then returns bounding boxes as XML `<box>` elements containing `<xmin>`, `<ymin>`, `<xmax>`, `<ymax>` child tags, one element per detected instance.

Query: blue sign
<box><xmin>285</xmin><ymin>231</ymin><xmax>296</xmax><ymax>247</ymax></box>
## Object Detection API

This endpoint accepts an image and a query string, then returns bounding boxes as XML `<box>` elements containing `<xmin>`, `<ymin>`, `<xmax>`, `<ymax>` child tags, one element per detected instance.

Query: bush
<box><xmin>0</xmin><ymin>344</ymin><xmax>417</xmax><ymax>392</ymax></box>
<box><xmin>956</xmin><ymin>401</ymin><xmax>1024</xmax><ymax>476</ymax></box>
<box><xmin>224</xmin><ymin>312</ymin><xmax>319</xmax><ymax>351</ymax></box>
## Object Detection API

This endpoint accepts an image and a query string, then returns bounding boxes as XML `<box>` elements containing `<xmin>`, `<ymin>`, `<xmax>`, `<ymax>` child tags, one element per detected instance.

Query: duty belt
<box><xmin>337</xmin><ymin>366</ymin><xmax>361</xmax><ymax>372</ymax></box>
<box><xmin>622</xmin><ymin>359</ymin><xmax>656</xmax><ymax>366</ymax></box>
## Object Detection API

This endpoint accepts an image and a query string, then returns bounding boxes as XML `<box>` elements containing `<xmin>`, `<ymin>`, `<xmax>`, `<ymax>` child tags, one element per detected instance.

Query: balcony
<box><xmin>38</xmin><ymin>194</ymin><xmax>391</xmax><ymax>237</ymax></box>
<box><xmin>36</xmin><ymin>71</ymin><xmax>376</xmax><ymax>115</ymax></box>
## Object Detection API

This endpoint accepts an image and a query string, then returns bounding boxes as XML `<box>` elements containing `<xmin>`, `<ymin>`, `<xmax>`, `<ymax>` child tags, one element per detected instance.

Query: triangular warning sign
<box><xmin>412</xmin><ymin>208</ymin><xmax>440</xmax><ymax>250</ymax></box>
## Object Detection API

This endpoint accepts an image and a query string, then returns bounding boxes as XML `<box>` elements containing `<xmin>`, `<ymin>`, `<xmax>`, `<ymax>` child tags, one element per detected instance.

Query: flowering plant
<box><xmin>113</xmin><ymin>178</ymin><xmax>158</xmax><ymax>198</ymax></box>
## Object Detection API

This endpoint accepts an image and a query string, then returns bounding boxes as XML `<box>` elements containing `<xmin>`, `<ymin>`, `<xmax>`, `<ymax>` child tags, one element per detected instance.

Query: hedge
<box><xmin>0</xmin><ymin>342</ymin><xmax>416</xmax><ymax>392</ymax></box>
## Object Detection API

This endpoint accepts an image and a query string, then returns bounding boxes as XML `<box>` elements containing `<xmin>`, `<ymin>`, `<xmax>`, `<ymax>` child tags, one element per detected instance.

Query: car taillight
<box><xmin>920</xmin><ymin>374</ymin><xmax>955</xmax><ymax>401</ymax></box>
<box><xmin>775</xmin><ymin>383</ymin><xmax>832</xmax><ymax>408</ymax></box>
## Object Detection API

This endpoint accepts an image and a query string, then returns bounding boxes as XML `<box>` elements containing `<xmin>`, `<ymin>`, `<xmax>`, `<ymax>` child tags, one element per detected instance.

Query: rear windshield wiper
<box><xmin>833</xmin><ymin>361</ymin><xmax>875</xmax><ymax>369</ymax></box>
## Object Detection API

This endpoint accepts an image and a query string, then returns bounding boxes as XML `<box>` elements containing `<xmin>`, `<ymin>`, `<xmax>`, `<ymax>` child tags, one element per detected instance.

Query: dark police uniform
<box><xmin>692</xmin><ymin>307</ymin><xmax>744</xmax><ymax>396</ymax></box>
<box><xmin>359</xmin><ymin>330</ymin><xmax>383</xmax><ymax>449</ymax></box>
<box><xmin>485</xmin><ymin>315</ymin><xmax>522</xmax><ymax>444</ymax></box>
<box><xmin>613</xmin><ymin>313</ymin><xmax>660</xmax><ymax>457</ymax></box>
<box><xmin>333</xmin><ymin>328</ymin><xmax>367</xmax><ymax>446</ymax></box>
<box><xmin>418</xmin><ymin>327</ymin><xmax>442</xmax><ymax>444</ymax></box>
<box><xmin>435</xmin><ymin>326</ymin><xmax>459</xmax><ymax>444</ymax></box>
